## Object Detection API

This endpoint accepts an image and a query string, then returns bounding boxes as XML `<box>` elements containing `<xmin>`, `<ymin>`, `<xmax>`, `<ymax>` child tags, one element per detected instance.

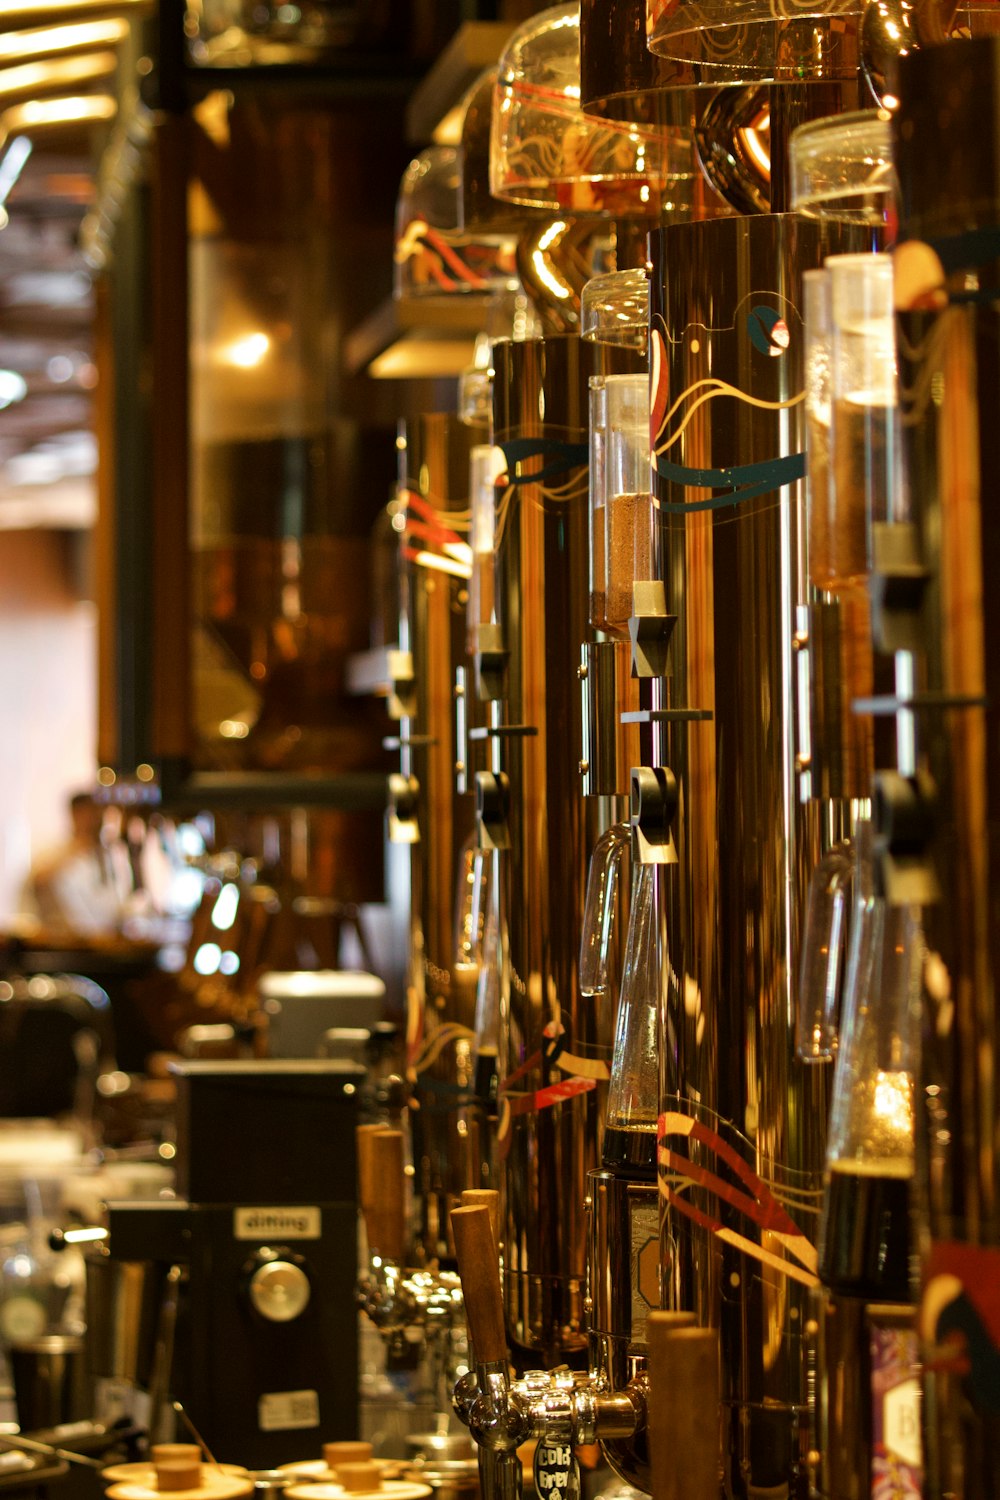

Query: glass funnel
<box><xmin>581</xmin><ymin>268</ymin><xmax>650</xmax><ymax>351</ymax></box>
<box><xmin>796</xmin><ymin>839</ymin><xmax>854</xmax><ymax>1061</ymax></box>
<box><xmin>579</xmin><ymin>821</ymin><xmax>631</xmax><ymax>1037</ymax></box>
<box><xmin>603</xmin><ymin>860</ymin><xmax>659</xmax><ymax>1177</ymax></box>
<box><xmin>819</xmin><ymin>826</ymin><xmax>922</xmax><ymax>1304</ymax></box>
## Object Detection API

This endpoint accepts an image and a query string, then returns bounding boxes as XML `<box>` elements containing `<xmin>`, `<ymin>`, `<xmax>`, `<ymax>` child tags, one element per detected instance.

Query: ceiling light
<box><xmin>0</xmin><ymin>17</ymin><xmax>127</xmax><ymax>62</ymax></box>
<box><xmin>0</xmin><ymin>370</ymin><xmax>28</xmax><ymax>408</ymax></box>
<box><xmin>0</xmin><ymin>50</ymin><xmax>118</xmax><ymax>101</ymax></box>
<box><xmin>1</xmin><ymin>93</ymin><xmax>116</xmax><ymax>133</ymax></box>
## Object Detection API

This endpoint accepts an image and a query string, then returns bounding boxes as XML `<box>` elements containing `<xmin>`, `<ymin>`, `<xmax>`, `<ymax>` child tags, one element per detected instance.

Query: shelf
<box><xmin>405</xmin><ymin>21</ymin><xmax>514</xmax><ymax>144</ymax></box>
<box><xmin>344</xmin><ymin>293</ymin><xmax>486</xmax><ymax>379</ymax></box>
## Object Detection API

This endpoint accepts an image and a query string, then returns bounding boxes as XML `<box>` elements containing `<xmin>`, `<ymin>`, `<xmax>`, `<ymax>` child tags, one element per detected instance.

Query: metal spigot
<box><xmin>450</xmin><ymin>1207</ymin><xmax>647</xmax><ymax>1500</ymax></box>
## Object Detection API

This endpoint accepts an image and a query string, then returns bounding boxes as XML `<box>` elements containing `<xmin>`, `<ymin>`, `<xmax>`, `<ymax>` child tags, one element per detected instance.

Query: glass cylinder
<box><xmin>579</xmin><ymin>821</ymin><xmax>631</xmax><ymax>1016</ymax></box>
<box><xmin>804</xmin><ymin>267</ymin><xmax>834</xmax><ymax>593</ymax></box>
<box><xmin>589</xmin><ymin>376</ymin><xmax>610</xmax><ymax>632</ymax></box>
<box><xmin>605</xmin><ymin>375</ymin><xmax>654</xmax><ymax>638</ymax></box>
<box><xmin>819</xmin><ymin>827</ymin><xmax>922</xmax><ymax>1304</ymax></box>
<box><xmin>796</xmin><ymin>838</ymin><xmax>854</xmax><ymax>1061</ymax></box>
<box><xmin>394</xmin><ymin>146</ymin><xmax>517</xmax><ymax>301</ymax></box>
<box><xmin>581</xmin><ymin>268</ymin><xmax>650</xmax><ymax>352</ymax></box>
<box><xmin>790</xmin><ymin>110</ymin><xmax>895</xmax><ymax>229</ymax></box>
<box><xmin>604</xmin><ymin>861</ymin><xmax>658</xmax><ymax>1176</ymax></box>
<box><xmin>828</xmin><ymin>251</ymin><xmax>900</xmax><ymax>587</ymax></box>
<box><xmin>467</xmin><ymin>445</ymin><xmax>506</xmax><ymax>657</ymax></box>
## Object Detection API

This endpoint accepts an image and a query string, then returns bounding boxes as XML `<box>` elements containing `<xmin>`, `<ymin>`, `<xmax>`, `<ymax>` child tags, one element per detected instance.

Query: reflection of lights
<box><xmin>443</xmin><ymin>540</ymin><xmax>473</xmax><ymax>568</ymax></box>
<box><xmin>0</xmin><ymin>50</ymin><xmax>118</xmax><ymax>101</ymax></box>
<box><xmin>537</xmin><ymin>220</ymin><xmax>567</xmax><ymax>252</ymax></box>
<box><xmin>222</xmin><ymin>331</ymin><xmax>270</xmax><ymax>369</ymax></box>
<box><xmin>531</xmin><ymin>248</ymin><xmax>572</xmax><ymax>302</ymax></box>
<box><xmin>742</xmin><ymin>125</ymin><xmax>771</xmax><ymax>180</ymax></box>
<box><xmin>193</xmin><ymin>942</ymin><xmax>222</xmax><ymax>976</ymax></box>
<box><xmin>219</xmin><ymin>951</ymin><xmax>240</xmax><ymax>976</ymax></box>
<box><xmin>874</xmin><ymin>1069</ymin><xmax>914</xmax><ymax>1137</ymax></box>
<box><xmin>0</xmin><ymin>19</ymin><xmax>128</xmax><ymax>63</ymax></box>
<box><xmin>0</xmin><ymin>136</ymin><xmax>32</xmax><ymax>206</ymax></box>
<box><xmin>412</xmin><ymin>548</ymin><xmax>472</xmax><ymax>580</ymax></box>
<box><xmin>3</xmin><ymin>93</ymin><xmax>116</xmax><ymax>130</ymax></box>
<box><xmin>0</xmin><ymin>370</ymin><xmax>27</xmax><ymax>408</ymax></box>
<box><xmin>211</xmin><ymin>882</ymin><xmax>239</xmax><ymax>932</ymax></box>
<box><xmin>219</xmin><ymin>718</ymin><xmax>250</xmax><ymax>738</ymax></box>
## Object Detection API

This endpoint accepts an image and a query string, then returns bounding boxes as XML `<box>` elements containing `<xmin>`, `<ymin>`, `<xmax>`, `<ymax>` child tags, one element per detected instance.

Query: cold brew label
<box><xmin>234</xmin><ymin>1207</ymin><xmax>321</xmax><ymax>1240</ymax></box>
<box><xmin>533</xmin><ymin>1440</ymin><xmax>579</xmax><ymax>1500</ymax></box>
<box><xmin>870</xmin><ymin>1322</ymin><xmax>922</xmax><ymax>1498</ymax></box>
<box><xmin>630</xmin><ymin>1196</ymin><xmax>660</xmax><ymax>1341</ymax></box>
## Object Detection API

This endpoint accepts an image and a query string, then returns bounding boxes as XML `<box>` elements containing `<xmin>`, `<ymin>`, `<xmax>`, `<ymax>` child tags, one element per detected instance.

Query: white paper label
<box><xmin>258</xmin><ymin>1389</ymin><xmax>320</xmax><ymax>1432</ymax></box>
<box><xmin>234</xmin><ymin>1207</ymin><xmax>321</xmax><ymax>1240</ymax></box>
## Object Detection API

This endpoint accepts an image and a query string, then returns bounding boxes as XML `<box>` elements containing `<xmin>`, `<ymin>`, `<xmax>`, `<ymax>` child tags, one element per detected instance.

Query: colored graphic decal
<box><xmin>650</xmin><ymin>289</ymin><xmax>806</xmax><ymax>512</ymax></box>
<box><xmin>658</xmin><ymin>1108</ymin><xmax>820</xmax><ymax>1288</ymax></box>
<box><xmin>921</xmin><ymin>1241</ymin><xmax>1000</xmax><ymax>1415</ymax></box>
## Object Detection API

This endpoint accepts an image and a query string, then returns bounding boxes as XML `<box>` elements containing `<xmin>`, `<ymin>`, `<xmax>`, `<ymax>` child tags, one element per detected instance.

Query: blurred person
<box><xmin>18</xmin><ymin>791</ymin><xmax>134</xmax><ymax>942</ymax></box>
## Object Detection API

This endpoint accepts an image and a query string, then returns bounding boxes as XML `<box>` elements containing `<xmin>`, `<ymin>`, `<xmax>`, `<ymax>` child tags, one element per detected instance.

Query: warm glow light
<box><xmin>443</xmin><ymin>540</ymin><xmax>473</xmax><ymax>567</ymax></box>
<box><xmin>1</xmin><ymin>0</ymin><xmax>147</xmax><ymax>22</ymax></box>
<box><xmin>741</xmin><ymin>125</ymin><xmax>771</xmax><ymax>181</ymax></box>
<box><xmin>0</xmin><ymin>18</ymin><xmax>128</xmax><ymax>63</ymax></box>
<box><xmin>222</xmin><ymin>331</ymin><xmax>270</xmax><ymax>369</ymax></box>
<box><xmin>873</xmin><ymin>1068</ymin><xmax>914</xmax><ymax>1140</ymax></box>
<box><xmin>0</xmin><ymin>370</ymin><xmax>27</xmax><ymax>408</ymax></box>
<box><xmin>413</xmin><ymin>548</ymin><xmax>473</xmax><ymax>580</ymax></box>
<box><xmin>0</xmin><ymin>50</ymin><xmax>118</xmax><ymax>100</ymax></box>
<box><xmin>2</xmin><ymin>93</ymin><xmax>116</xmax><ymax>131</ymax></box>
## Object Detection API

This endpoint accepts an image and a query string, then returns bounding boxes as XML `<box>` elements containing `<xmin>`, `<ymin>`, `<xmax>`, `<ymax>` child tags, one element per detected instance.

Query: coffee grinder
<box><xmin>104</xmin><ymin>1061</ymin><xmax>363</xmax><ymax>1468</ymax></box>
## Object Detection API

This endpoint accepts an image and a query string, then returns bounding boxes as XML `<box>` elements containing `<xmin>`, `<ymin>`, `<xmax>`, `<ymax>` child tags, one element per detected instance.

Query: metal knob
<box><xmin>248</xmin><ymin>1260</ymin><xmax>311</xmax><ymax>1322</ymax></box>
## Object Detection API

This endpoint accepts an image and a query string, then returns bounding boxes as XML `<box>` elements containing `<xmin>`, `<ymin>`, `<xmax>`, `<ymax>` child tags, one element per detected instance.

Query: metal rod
<box><xmin>171</xmin><ymin>1400</ymin><xmax>221</xmax><ymax>1470</ymax></box>
<box><xmin>0</xmin><ymin>1433</ymin><xmax>104</xmax><ymax>1470</ymax></box>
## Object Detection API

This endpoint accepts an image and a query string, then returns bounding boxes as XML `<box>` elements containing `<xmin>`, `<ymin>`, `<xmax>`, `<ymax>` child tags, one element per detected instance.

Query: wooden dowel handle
<box><xmin>450</xmin><ymin>1204</ymin><xmax>507</xmax><ymax>1365</ymax></box>
<box><xmin>459</xmin><ymin>1189</ymin><xmax>500</xmax><ymax>1250</ymax></box>
<box><xmin>356</xmin><ymin>1124</ymin><xmax>387</xmax><ymax>1223</ymax></box>
<box><xmin>647</xmin><ymin>1318</ymin><xmax>719</xmax><ymax>1500</ymax></box>
<box><xmin>366</xmin><ymin>1129</ymin><xmax>406</xmax><ymax>1264</ymax></box>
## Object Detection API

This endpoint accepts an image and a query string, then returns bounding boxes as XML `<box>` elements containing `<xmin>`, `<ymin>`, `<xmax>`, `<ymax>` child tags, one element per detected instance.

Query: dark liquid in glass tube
<box><xmin>819</xmin><ymin>1159</ymin><xmax>912</xmax><ymax>1304</ymax></box>
<box><xmin>602</xmin><ymin>1122</ymin><xmax>657</xmax><ymax>1181</ymax></box>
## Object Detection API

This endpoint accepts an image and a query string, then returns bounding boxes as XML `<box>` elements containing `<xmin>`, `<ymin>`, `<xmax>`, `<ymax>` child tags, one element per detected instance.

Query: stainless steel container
<box><xmin>649</xmin><ymin>212</ymin><xmax>865</xmax><ymax>1497</ymax></box>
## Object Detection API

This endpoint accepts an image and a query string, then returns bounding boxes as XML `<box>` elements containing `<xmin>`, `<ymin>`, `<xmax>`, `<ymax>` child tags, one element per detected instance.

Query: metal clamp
<box><xmin>476</xmin><ymin>771</ymin><xmax>511</xmax><ymax>851</ymax></box>
<box><xmin>388</xmin><ymin>648</ymin><xmax>417</xmax><ymax>721</ymax></box>
<box><xmin>872</xmin><ymin>768</ymin><xmax>941</xmax><ymax>906</ymax></box>
<box><xmin>630</xmin><ymin>766</ymin><xmax>678</xmax><ymax>866</ymax></box>
<box><xmin>387</xmin><ymin>772</ymin><xmax>420</xmax><ymax>846</ymax></box>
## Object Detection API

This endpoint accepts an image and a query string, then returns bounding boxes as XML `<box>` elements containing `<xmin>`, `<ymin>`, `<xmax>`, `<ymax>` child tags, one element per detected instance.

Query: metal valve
<box><xmin>628</xmin><ymin>581</ymin><xmax>676</xmax><ymax>679</ymax></box>
<box><xmin>476</xmin><ymin>771</ymin><xmax>511</xmax><ymax>852</ymax></box>
<box><xmin>476</xmin><ymin>623</ymin><xmax>509</xmax><ymax>703</ymax></box>
<box><xmin>872</xmin><ymin>768</ymin><xmax>941</xmax><ymax>906</ymax></box>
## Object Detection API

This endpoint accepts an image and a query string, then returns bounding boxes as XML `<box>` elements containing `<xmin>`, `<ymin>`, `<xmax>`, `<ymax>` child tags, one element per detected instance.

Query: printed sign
<box><xmin>258</xmin><ymin>1389</ymin><xmax>320</xmax><ymax>1432</ymax></box>
<box><xmin>234</xmin><ymin>1207</ymin><xmax>321</xmax><ymax>1240</ymax></box>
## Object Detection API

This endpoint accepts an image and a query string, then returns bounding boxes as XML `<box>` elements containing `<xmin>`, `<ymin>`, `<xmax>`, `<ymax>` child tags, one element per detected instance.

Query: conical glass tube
<box><xmin>819</xmin><ymin>826</ymin><xmax>922</xmax><ymax>1303</ymax></box>
<box><xmin>603</xmin><ymin>861</ymin><xmax>659</xmax><ymax>1177</ymax></box>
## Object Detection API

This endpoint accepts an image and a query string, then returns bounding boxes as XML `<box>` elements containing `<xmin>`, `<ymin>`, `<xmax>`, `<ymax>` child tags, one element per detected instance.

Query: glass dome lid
<box><xmin>490</xmin><ymin>3</ymin><xmax>694</xmax><ymax>216</ymax></box>
<box><xmin>394</xmin><ymin>145</ymin><xmax>517</xmax><ymax>300</ymax></box>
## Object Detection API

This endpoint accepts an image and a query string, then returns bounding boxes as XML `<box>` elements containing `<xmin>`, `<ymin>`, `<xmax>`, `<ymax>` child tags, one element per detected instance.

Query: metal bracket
<box><xmin>475</xmin><ymin>622</ymin><xmax>509</xmax><ymax>703</ymax></box>
<box><xmin>630</xmin><ymin>766</ymin><xmax>679</xmax><ymax>866</ymax></box>
<box><xmin>870</xmin><ymin>522</ymin><xmax>930</xmax><ymax>655</ymax></box>
<box><xmin>387</xmin><ymin>772</ymin><xmax>420</xmax><ymax>846</ymax></box>
<box><xmin>628</xmin><ymin>581</ymin><xmax>676</xmax><ymax>680</ymax></box>
<box><xmin>475</xmin><ymin>771</ymin><xmax>511</xmax><ymax>851</ymax></box>
<box><xmin>872</xmin><ymin>768</ymin><xmax>941</xmax><ymax>906</ymax></box>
